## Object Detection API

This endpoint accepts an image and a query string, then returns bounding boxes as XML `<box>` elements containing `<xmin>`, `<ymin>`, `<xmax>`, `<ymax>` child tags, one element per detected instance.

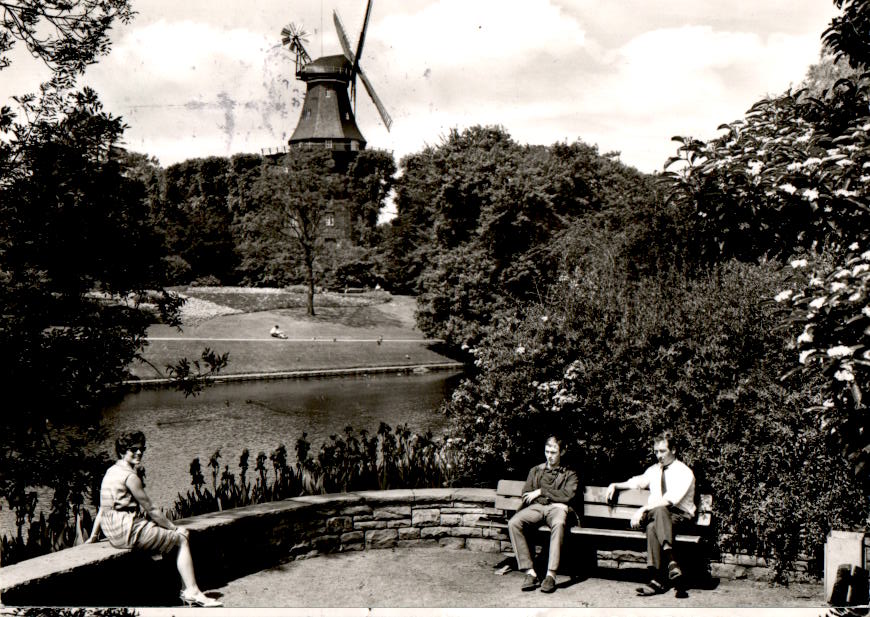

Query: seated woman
<box><xmin>86</xmin><ymin>431</ymin><xmax>222</xmax><ymax>608</ymax></box>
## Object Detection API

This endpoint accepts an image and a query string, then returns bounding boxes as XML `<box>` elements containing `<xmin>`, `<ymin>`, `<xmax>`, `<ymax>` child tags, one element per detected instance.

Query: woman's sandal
<box><xmin>635</xmin><ymin>580</ymin><xmax>666</xmax><ymax>596</ymax></box>
<box><xmin>180</xmin><ymin>590</ymin><xmax>223</xmax><ymax>607</ymax></box>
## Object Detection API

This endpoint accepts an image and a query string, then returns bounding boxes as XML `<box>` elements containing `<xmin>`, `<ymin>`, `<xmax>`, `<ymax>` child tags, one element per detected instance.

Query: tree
<box><xmin>245</xmin><ymin>150</ymin><xmax>341</xmax><ymax>315</ymax></box>
<box><xmin>162</xmin><ymin>157</ymin><xmax>238</xmax><ymax>284</ymax></box>
<box><xmin>823</xmin><ymin>0</ymin><xmax>870</xmax><ymax>69</ymax></box>
<box><xmin>0</xmin><ymin>0</ymin><xmax>227</xmax><ymax>562</ymax></box>
<box><xmin>1</xmin><ymin>0</ymin><xmax>134</xmax><ymax>76</ymax></box>
<box><xmin>345</xmin><ymin>149</ymin><xmax>396</xmax><ymax>247</ymax></box>
<box><xmin>392</xmin><ymin>125</ymin><xmax>657</xmax><ymax>350</ymax></box>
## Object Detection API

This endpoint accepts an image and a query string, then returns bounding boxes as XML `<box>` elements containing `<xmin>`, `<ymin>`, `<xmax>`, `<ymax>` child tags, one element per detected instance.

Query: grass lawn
<box><xmin>134</xmin><ymin>290</ymin><xmax>461</xmax><ymax>379</ymax></box>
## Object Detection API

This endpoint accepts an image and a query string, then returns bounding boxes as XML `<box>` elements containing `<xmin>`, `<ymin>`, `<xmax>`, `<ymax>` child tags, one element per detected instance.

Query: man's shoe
<box><xmin>521</xmin><ymin>573</ymin><xmax>539</xmax><ymax>591</ymax></box>
<box><xmin>635</xmin><ymin>580</ymin><xmax>666</xmax><ymax>596</ymax></box>
<box><xmin>540</xmin><ymin>575</ymin><xmax>557</xmax><ymax>593</ymax></box>
<box><xmin>668</xmin><ymin>560</ymin><xmax>683</xmax><ymax>581</ymax></box>
<box><xmin>674</xmin><ymin>588</ymin><xmax>689</xmax><ymax>599</ymax></box>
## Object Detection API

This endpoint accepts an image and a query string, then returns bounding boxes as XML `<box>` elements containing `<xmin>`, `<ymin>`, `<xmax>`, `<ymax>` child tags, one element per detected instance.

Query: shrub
<box><xmin>443</xmin><ymin>255</ymin><xmax>867</xmax><ymax>577</ymax></box>
<box><xmin>190</xmin><ymin>274</ymin><xmax>221</xmax><ymax>287</ymax></box>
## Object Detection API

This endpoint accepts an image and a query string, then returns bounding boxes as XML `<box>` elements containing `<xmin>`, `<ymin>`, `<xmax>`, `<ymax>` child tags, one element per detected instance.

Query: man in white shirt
<box><xmin>606</xmin><ymin>430</ymin><xmax>695</xmax><ymax>597</ymax></box>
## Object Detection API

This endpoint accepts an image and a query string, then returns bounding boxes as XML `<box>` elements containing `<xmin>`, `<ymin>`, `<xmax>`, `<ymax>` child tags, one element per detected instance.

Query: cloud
<box><xmin>375</xmin><ymin>0</ymin><xmax>585</xmax><ymax>68</ymax></box>
<box><xmin>27</xmin><ymin>0</ymin><xmax>828</xmax><ymax>173</ymax></box>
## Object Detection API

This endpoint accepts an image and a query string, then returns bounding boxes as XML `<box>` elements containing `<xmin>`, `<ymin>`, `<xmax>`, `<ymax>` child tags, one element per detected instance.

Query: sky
<box><xmin>2</xmin><ymin>1</ymin><xmax>839</xmax><ymax>185</ymax></box>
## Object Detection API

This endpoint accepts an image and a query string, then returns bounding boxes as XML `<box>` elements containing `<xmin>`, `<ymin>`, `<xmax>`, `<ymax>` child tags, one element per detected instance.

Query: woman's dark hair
<box><xmin>115</xmin><ymin>431</ymin><xmax>147</xmax><ymax>458</ymax></box>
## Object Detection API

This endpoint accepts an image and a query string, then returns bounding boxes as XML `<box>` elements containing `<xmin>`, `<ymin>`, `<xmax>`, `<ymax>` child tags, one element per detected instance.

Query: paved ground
<box><xmin>196</xmin><ymin>546</ymin><xmax>825</xmax><ymax>610</ymax></box>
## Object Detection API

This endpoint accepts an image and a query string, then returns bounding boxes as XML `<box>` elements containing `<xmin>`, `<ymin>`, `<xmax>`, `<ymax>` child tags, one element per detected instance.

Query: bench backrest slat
<box><xmin>494</xmin><ymin>481</ymin><xmax>713</xmax><ymax>528</ymax></box>
<box><xmin>584</xmin><ymin>486</ymin><xmax>648</xmax><ymax>506</ymax></box>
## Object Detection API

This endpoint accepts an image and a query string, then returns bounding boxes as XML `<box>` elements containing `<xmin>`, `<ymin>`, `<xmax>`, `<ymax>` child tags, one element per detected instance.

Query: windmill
<box><xmin>281</xmin><ymin>0</ymin><xmax>392</xmax><ymax>153</ymax></box>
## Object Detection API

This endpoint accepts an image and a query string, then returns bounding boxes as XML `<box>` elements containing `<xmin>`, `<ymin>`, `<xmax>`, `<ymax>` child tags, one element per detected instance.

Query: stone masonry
<box><xmin>0</xmin><ymin>487</ymin><xmax>816</xmax><ymax>605</ymax></box>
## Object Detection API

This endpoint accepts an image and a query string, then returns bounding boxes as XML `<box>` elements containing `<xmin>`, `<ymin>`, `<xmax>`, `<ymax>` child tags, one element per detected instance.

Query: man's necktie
<box><xmin>661</xmin><ymin>464</ymin><xmax>669</xmax><ymax>496</ymax></box>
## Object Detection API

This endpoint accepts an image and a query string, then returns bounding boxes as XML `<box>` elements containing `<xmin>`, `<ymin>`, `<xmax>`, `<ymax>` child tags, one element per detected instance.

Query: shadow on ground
<box><xmin>210</xmin><ymin>546</ymin><xmax>825</xmax><ymax>609</ymax></box>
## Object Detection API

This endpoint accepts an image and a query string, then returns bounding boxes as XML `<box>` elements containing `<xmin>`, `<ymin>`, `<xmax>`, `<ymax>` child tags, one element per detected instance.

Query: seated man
<box><xmin>606</xmin><ymin>429</ymin><xmax>695</xmax><ymax>597</ymax></box>
<box><xmin>269</xmin><ymin>324</ymin><xmax>287</xmax><ymax>339</ymax></box>
<box><xmin>508</xmin><ymin>435</ymin><xmax>579</xmax><ymax>594</ymax></box>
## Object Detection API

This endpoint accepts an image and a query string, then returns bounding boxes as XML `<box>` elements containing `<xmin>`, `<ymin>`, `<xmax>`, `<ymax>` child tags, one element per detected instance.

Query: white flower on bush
<box><xmin>810</xmin><ymin>277</ymin><xmax>824</xmax><ymax>286</ymax></box>
<box><xmin>835</xmin><ymin>189</ymin><xmax>858</xmax><ymax>198</ymax></box>
<box><xmin>797</xmin><ymin>329</ymin><xmax>813</xmax><ymax>344</ymax></box>
<box><xmin>803</xmin><ymin>157</ymin><xmax>822</xmax><ymax>167</ymax></box>
<box><xmin>853</xmin><ymin>264</ymin><xmax>869</xmax><ymax>276</ymax></box>
<box><xmin>540</xmin><ymin>315</ymin><xmax>548</xmax><ymax>322</ymax></box>
<box><xmin>835</xmin><ymin>368</ymin><xmax>855</xmax><ymax>382</ymax></box>
<box><xmin>775</xmin><ymin>290</ymin><xmax>793</xmax><ymax>302</ymax></box>
<box><xmin>834</xmin><ymin>269</ymin><xmax>851</xmax><ymax>279</ymax></box>
<box><xmin>830</xmin><ymin>282</ymin><xmax>847</xmax><ymax>292</ymax></box>
<box><xmin>809</xmin><ymin>296</ymin><xmax>827</xmax><ymax>309</ymax></box>
<box><xmin>823</xmin><ymin>399</ymin><xmax>835</xmax><ymax>408</ymax></box>
<box><xmin>863</xmin><ymin>306</ymin><xmax>870</xmax><ymax>318</ymax></box>
<box><xmin>802</xmin><ymin>188</ymin><xmax>820</xmax><ymax>202</ymax></box>
<box><xmin>515</xmin><ymin>346</ymin><xmax>526</xmax><ymax>355</ymax></box>
<box><xmin>835</xmin><ymin>158</ymin><xmax>854</xmax><ymax>167</ymax></box>
<box><xmin>787</xmin><ymin>162</ymin><xmax>802</xmax><ymax>171</ymax></box>
<box><xmin>790</xmin><ymin>259</ymin><xmax>808</xmax><ymax>269</ymax></box>
<box><xmin>827</xmin><ymin>345</ymin><xmax>854</xmax><ymax>358</ymax></box>
<box><xmin>746</xmin><ymin>161</ymin><xmax>763</xmax><ymax>176</ymax></box>
<box><xmin>779</xmin><ymin>183</ymin><xmax>797</xmax><ymax>195</ymax></box>
<box><xmin>849</xmin><ymin>242</ymin><xmax>860</xmax><ymax>251</ymax></box>
<box><xmin>799</xmin><ymin>349</ymin><xmax>816</xmax><ymax>364</ymax></box>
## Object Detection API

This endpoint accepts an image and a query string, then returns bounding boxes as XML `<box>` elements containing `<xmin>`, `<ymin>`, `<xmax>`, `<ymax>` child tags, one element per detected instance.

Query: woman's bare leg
<box><xmin>176</xmin><ymin>534</ymin><xmax>200</xmax><ymax>592</ymax></box>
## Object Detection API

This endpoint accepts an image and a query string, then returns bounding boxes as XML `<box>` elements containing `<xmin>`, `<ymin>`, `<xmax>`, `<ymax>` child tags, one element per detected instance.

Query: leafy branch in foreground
<box><xmin>163</xmin><ymin>347</ymin><xmax>230</xmax><ymax>396</ymax></box>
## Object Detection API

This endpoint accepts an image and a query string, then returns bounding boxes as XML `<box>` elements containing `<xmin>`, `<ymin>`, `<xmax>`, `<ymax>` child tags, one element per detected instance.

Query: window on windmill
<box><xmin>351</xmin><ymin>140</ymin><xmax>359</xmax><ymax>151</ymax></box>
<box><xmin>325</xmin><ymin>90</ymin><xmax>331</xmax><ymax>98</ymax></box>
<box><xmin>345</xmin><ymin>113</ymin><xmax>350</xmax><ymax>120</ymax></box>
<box><xmin>324</xmin><ymin>140</ymin><xmax>333</xmax><ymax>149</ymax></box>
<box><xmin>304</xmin><ymin>110</ymin><xmax>311</xmax><ymax>119</ymax></box>
<box><xmin>325</xmin><ymin>213</ymin><xmax>335</xmax><ymax>227</ymax></box>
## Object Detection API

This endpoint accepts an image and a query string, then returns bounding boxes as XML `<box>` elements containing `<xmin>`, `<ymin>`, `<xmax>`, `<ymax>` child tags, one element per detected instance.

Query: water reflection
<box><xmin>99</xmin><ymin>371</ymin><xmax>462</xmax><ymax>509</ymax></box>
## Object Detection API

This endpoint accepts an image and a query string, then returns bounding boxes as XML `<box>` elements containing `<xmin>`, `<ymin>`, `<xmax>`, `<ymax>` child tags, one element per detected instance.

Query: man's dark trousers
<box><xmin>645</xmin><ymin>505</ymin><xmax>692</xmax><ymax>578</ymax></box>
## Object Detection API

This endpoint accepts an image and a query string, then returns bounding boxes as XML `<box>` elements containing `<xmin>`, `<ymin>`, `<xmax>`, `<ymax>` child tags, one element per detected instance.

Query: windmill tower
<box><xmin>281</xmin><ymin>0</ymin><xmax>392</xmax><ymax>154</ymax></box>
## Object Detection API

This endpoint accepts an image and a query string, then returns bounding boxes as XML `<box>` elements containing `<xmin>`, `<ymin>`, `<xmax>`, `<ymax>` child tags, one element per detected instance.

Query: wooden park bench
<box><xmin>477</xmin><ymin>480</ymin><xmax>714</xmax><ymax>580</ymax></box>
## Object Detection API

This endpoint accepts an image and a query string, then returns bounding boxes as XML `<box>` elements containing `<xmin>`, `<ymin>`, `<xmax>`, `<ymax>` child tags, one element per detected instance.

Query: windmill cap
<box><xmin>300</xmin><ymin>55</ymin><xmax>352</xmax><ymax>79</ymax></box>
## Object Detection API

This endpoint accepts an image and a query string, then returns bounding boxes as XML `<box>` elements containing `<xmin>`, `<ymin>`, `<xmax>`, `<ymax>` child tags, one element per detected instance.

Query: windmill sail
<box><xmin>332</xmin><ymin>8</ymin><xmax>392</xmax><ymax>131</ymax></box>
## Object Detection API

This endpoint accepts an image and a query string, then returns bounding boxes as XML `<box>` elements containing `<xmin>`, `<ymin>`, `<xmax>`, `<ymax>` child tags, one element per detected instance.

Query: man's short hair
<box><xmin>652</xmin><ymin>429</ymin><xmax>680</xmax><ymax>453</ymax></box>
<box><xmin>115</xmin><ymin>430</ymin><xmax>147</xmax><ymax>458</ymax></box>
<box><xmin>545</xmin><ymin>435</ymin><xmax>565</xmax><ymax>452</ymax></box>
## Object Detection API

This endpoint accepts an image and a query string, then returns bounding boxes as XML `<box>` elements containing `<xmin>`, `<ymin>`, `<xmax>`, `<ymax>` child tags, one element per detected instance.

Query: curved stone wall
<box><xmin>0</xmin><ymin>487</ymin><xmax>815</xmax><ymax>606</ymax></box>
<box><xmin>1</xmin><ymin>488</ymin><xmax>503</xmax><ymax>606</ymax></box>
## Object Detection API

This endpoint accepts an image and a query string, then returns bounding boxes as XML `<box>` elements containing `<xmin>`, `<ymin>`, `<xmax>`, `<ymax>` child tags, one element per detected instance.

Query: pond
<box><xmin>99</xmin><ymin>370</ymin><xmax>463</xmax><ymax>510</ymax></box>
<box><xmin>0</xmin><ymin>370</ymin><xmax>462</xmax><ymax>538</ymax></box>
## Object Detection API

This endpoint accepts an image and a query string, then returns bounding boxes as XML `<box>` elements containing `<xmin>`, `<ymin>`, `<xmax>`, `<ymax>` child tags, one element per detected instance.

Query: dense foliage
<box><xmin>659</xmin><ymin>18</ymin><xmax>870</xmax><ymax>483</ymax></box>
<box><xmin>443</xmin><ymin>249</ymin><xmax>866</xmax><ymax>576</ymax></box>
<box><xmin>414</xmin><ymin>2</ymin><xmax>870</xmax><ymax>577</ymax></box>
<box><xmin>143</xmin><ymin>149</ymin><xmax>395</xmax><ymax>290</ymax></box>
<box><xmin>382</xmin><ymin>125</ymin><xmax>657</xmax><ymax>350</ymax></box>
